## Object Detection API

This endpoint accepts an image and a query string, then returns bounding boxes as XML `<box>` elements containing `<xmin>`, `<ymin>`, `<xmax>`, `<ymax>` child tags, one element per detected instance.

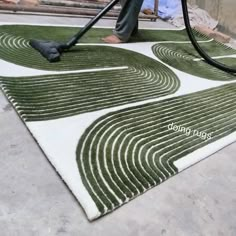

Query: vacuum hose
<box><xmin>181</xmin><ymin>0</ymin><xmax>236</xmax><ymax>74</ymax></box>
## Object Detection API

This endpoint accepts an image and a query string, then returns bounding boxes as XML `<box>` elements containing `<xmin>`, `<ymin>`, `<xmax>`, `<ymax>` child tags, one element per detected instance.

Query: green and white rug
<box><xmin>1</xmin><ymin>23</ymin><xmax>236</xmax><ymax>220</ymax></box>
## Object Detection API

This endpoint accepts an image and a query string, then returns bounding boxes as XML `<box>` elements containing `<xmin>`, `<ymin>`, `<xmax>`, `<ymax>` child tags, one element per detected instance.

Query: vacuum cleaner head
<box><xmin>29</xmin><ymin>0</ymin><xmax>120</xmax><ymax>63</ymax></box>
<box><xmin>29</xmin><ymin>39</ymin><xmax>66</xmax><ymax>63</ymax></box>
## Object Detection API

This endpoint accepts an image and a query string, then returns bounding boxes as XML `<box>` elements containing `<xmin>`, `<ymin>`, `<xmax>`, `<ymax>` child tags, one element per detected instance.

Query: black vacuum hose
<box><xmin>181</xmin><ymin>0</ymin><xmax>236</xmax><ymax>74</ymax></box>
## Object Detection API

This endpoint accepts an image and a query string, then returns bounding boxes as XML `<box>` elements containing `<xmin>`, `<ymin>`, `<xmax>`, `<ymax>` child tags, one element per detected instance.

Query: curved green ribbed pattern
<box><xmin>2</xmin><ymin>24</ymin><xmax>236</xmax><ymax>220</ymax></box>
<box><xmin>0</xmin><ymin>25</ymin><xmax>208</xmax><ymax>70</ymax></box>
<box><xmin>76</xmin><ymin>82</ymin><xmax>236</xmax><ymax>215</ymax></box>
<box><xmin>0</xmin><ymin>45</ymin><xmax>180</xmax><ymax>121</ymax></box>
<box><xmin>152</xmin><ymin>41</ymin><xmax>236</xmax><ymax>81</ymax></box>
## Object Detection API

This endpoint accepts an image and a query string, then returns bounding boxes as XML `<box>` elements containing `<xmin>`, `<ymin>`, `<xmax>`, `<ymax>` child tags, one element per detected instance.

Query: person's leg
<box><xmin>116</xmin><ymin>0</ymin><xmax>139</xmax><ymax>36</ymax></box>
<box><xmin>115</xmin><ymin>0</ymin><xmax>144</xmax><ymax>41</ymax></box>
<box><xmin>103</xmin><ymin>0</ymin><xmax>144</xmax><ymax>43</ymax></box>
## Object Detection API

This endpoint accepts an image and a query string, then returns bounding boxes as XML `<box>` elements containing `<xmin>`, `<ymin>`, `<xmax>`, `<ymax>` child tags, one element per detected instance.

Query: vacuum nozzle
<box><xmin>29</xmin><ymin>40</ymin><xmax>67</xmax><ymax>63</ymax></box>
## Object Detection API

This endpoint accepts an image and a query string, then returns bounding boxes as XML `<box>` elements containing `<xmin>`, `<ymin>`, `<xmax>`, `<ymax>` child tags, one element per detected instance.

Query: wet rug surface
<box><xmin>0</xmin><ymin>24</ymin><xmax>236</xmax><ymax>220</ymax></box>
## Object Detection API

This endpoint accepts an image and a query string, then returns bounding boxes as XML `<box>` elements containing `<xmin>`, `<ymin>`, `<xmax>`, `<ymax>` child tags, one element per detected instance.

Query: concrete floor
<box><xmin>0</xmin><ymin>13</ymin><xmax>236</xmax><ymax>236</ymax></box>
